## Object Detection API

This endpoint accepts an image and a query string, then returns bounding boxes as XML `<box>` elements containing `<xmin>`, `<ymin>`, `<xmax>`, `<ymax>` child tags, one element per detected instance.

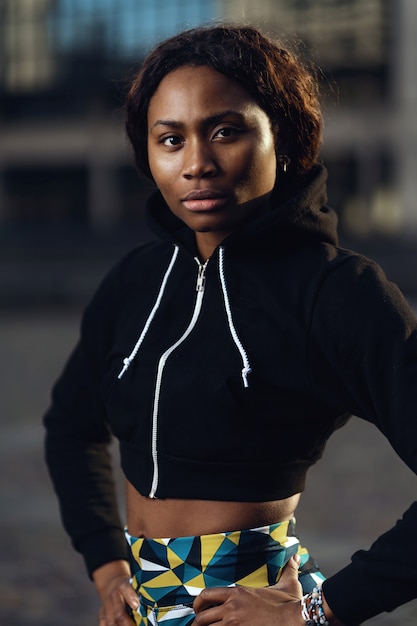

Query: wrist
<box><xmin>301</xmin><ymin>586</ymin><xmax>344</xmax><ymax>626</ymax></box>
<box><xmin>92</xmin><ymin>559</ymin><xmax>131</xmax><ymax>595</ymax></box>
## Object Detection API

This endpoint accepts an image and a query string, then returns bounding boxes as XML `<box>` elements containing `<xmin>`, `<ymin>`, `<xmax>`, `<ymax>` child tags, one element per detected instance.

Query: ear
<box><xmin>274</xmin><ymin>118</ymin><xmax>289</xmax><ymax>151</ymax></box>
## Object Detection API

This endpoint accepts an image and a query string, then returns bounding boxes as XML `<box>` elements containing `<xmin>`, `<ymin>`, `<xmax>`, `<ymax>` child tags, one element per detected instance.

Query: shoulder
<box><xmin>108</xmin><ymin>238</ymin><xmax>173</xmax><ymax>280</ymax></box>
<box><xmin>91</xmin><ymin>238</ymin><xmax>174</xmax><ymax>297</ymax></box>
<box><xmin>81</xmin><ymin>239</ymin><xmax>175</xmax><ymax>334</ymax></box>
<box><xmin>316</xmin><ymin>245</ymin><xmax>405</xmax><ymax>303</ymax></box>
<box><xmin>310</xmin><ymin>244</ymin><xmax>417</xmax><ymax>338</ymax></box>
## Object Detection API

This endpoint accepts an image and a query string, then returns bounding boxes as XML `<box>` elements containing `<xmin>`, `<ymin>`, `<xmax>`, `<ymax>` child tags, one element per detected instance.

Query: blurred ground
<box><xmin>1</xmin><ymin>302</ymin><xmax>417</xmax><ymax>625</ymax></box>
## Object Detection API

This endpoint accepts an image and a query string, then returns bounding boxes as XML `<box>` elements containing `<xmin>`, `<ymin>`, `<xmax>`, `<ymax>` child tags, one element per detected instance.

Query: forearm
<box><xmin>45</xmin><ymin>433</ymin><xmax>129</xmax><ymax>576</ymax></box>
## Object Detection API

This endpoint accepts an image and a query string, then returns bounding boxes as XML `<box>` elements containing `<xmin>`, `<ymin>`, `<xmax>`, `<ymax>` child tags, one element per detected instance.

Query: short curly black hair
<box><xmin>125</xmin><ymin>24</ymin><xmax>323</xmax><ymax>181</ymax></box>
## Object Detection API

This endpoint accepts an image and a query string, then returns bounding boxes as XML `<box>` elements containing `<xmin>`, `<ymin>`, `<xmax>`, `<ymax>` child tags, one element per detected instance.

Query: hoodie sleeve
<box><xmin>43</xmin><ymin>263</ymin><xmax>128</xmax><ymax>578</ymax></box>
<box><xmin>307</xmin><ymin>253</ymin><xmax>417</xmax><ymax>625</ymax></box>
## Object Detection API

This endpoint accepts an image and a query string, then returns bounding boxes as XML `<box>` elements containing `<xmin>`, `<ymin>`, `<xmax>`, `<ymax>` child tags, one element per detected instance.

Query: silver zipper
<box><xmin>196</xmin><ymin>261</ymin><xmax>207</xmax><ymax>292</ymax></box>
<box><xmin>148</xmin><ymin>258</ymin><xmax>209</xmax><ymax>498</ymax></box>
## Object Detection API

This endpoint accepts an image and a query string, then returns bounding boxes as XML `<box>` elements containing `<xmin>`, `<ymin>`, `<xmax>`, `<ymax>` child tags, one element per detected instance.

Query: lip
<box><xmin>181</xmin><ymin>189</ymin><xmax>228</xmax><ymax>212</ymax></box>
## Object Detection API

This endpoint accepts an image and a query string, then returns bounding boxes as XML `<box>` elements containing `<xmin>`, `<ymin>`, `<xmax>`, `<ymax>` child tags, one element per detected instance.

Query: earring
<box><xmin>278</xmin><ymin>155</ymin><xmax>291</xmax><ymax>173</ymax></box>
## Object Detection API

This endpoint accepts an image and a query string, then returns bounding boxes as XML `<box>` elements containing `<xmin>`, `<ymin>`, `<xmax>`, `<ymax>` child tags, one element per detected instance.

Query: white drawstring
<box><xmin>218</xmin><ymin>247</ymin><xmax>252</xmax><ymax>388</ymax></box>
<box><xmin>118</xmin><ymin>246</ymin><xmax>179</xmax><ymax>379</ymax></box>
<box><xmin>118</xmin><ymin>244</ymin><xmax>252</xmax><ymax>389</ymax></box>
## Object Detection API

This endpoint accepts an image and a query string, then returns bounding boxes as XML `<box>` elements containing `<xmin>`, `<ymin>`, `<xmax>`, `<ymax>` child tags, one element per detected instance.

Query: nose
<box><xmin>182</xmin><ymin>140</ymin><xmax>218</xmax><ymax>179</ymax></box>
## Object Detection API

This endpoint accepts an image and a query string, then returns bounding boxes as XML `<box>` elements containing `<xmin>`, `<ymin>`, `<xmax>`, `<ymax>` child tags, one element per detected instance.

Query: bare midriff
<box><xmin>126</xmin><ymin>480</ymin><xmax>301</xmax><ymax>538</ymax></box>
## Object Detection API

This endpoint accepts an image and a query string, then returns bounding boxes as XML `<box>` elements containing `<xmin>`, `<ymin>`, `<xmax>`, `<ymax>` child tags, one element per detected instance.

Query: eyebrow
<box><xmin>149</xmin><ymin>110</ymin><xmax>245</xmax><ymax>131</ymax></box>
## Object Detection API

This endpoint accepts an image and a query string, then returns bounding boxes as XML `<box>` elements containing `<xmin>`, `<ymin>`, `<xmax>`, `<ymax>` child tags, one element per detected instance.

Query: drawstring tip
<box><xmin>242</xmin><ymin>367</ymin><xmax>252</xmax><ymax>388</ymax></box>
<box><xmin>118</xmin><ymin>357</ymin><xmax>131</xmax><ymax>379</ymax></box>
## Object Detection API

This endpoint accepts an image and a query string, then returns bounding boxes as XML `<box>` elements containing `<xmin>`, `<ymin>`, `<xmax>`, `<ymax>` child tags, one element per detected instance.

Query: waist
<box><xmin>125</xmin><ymin>519</ymin><xmax>300</xmax><ymax>608</ymax></box>
<box><xmin>126</xmin><ymin>480</ymin><xmax>301</xmax><ymax>538</ymax></box>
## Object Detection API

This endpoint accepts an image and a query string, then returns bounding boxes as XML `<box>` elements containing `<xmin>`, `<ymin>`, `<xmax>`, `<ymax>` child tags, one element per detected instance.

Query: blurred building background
<box><xmin>1</xmin><ymin>0</ymin><xmax>417</xmax><ymax>306</ymax></box>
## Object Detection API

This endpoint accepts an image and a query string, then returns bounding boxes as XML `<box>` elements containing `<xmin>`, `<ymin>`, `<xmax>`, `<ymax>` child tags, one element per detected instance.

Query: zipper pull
<box><xmin>195</xmin><ymin>259</ymin><xmax>208</xmax><ymax>292</ymax></box>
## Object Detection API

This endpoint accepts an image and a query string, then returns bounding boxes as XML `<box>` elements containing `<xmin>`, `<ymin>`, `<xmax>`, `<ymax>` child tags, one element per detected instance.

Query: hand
<box><xmin>193</xmin><ymin>554</ymin><xmax>304</xmax><ymax>625</ymax></box>
<box><xmin>93</xmin><ymin>560</ymin><xmax>138</xmax><ymax>625</ymax></box>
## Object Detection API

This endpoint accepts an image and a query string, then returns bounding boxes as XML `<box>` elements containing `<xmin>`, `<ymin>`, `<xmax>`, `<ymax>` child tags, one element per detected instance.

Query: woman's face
<box><xmin>147</xmin><ymin>64</ymin><xmax>277</xmax><ymax>258</ymax></box>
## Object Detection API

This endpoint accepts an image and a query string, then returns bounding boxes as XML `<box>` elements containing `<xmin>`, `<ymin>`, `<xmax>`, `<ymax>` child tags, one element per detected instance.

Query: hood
<box><xmin>146</xmin><ymin>163</ymin><xmax>338</xmax><ymax>256</ymax></box>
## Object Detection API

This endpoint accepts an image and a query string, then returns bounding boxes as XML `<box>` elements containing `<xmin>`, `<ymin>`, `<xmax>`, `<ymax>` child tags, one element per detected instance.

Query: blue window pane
<box><xmin>49</xmin><ymin>0</ymin><xmax>216</xmax><ymax>59</ymax></box>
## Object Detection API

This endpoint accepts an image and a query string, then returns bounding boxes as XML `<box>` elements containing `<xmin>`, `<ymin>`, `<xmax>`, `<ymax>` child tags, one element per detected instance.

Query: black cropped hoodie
<box><xmin>44</xmin><ymin>164</ymin><xmax>417</xmax><ymax>625</ymax></box>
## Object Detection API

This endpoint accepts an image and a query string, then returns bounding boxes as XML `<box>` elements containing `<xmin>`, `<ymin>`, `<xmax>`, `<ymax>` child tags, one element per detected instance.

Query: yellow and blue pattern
<box><xmin>125</xmin><ymin>519</ymin><xmax>324</xmax><ymax>625</ymax></box>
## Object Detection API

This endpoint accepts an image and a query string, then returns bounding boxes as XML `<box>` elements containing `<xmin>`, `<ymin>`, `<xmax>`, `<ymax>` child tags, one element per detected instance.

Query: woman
<box><xmin>44</xmin><ymin>25</ymin><xmax>417</xmax><ymax>625</ymax></box>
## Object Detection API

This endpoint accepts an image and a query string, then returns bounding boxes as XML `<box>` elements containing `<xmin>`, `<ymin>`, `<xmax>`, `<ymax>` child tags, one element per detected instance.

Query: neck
<box><xmin>195</xmin><ymin>231</ymin><xmax>229</xmax><ymax>261</ymax></box>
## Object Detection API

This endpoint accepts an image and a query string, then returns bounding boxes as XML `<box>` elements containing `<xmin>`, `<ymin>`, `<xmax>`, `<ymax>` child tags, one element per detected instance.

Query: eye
<box><xmin>212</xmin><ymin>126</ymin><xmax>241</xmax><ymax>140</ymax></box>
<box><xmin>160</xmin><ymin>135</ymin><xmax>183</xmax><ymax>147</ymax></box>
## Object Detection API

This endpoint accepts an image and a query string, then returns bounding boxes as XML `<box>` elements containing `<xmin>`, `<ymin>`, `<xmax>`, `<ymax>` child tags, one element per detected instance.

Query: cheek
<box><xmin>257</xmin><ymin>142</ymin><xmax>277</xmax><ymax>188</ymax></box>
<box><xmin>148</xmin><ymin>154</ymin><xmax>176</xmax><ymax>191</ymax></box>
<box><xmin>242</xmin><ymin>145</ymin><xmax>277</xmax><ymax>192</ymax></box>
<box><xmin>147</xmin><ymin>138</ymin><xmax>182</xmax><ymax>185</ymax></box>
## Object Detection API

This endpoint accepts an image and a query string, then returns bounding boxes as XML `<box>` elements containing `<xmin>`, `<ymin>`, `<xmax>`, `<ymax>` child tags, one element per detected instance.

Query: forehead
<box><xmin>147</xmin><ymin>65</ymin><xmax>260</xmax><ymax>121</ymax></box>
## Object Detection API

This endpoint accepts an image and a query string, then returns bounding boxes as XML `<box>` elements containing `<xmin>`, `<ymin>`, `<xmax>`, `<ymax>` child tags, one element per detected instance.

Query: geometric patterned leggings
<box><xmin>125</xmin><ymin>518</ymin><xmax>325</xmax><ymax>625</ymax></box>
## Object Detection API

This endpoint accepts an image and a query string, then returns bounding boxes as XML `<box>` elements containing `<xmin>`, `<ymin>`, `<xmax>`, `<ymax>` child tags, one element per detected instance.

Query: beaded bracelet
<box><xmin>301</xmin><ymin>586</ymin><xmax>330</xmax><ymax>625</ymax></box>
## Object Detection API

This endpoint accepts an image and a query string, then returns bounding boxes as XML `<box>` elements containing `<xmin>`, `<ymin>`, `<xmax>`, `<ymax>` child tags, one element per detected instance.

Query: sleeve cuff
<box><xmin>77</xmin><ymin>527</ymin><xmax>129</xmax><ymax>579</ymax></box>
<box><xmin>322</xmin><ymin>564</ymin><xmax>382</xmax><ymax>626</ymax></box>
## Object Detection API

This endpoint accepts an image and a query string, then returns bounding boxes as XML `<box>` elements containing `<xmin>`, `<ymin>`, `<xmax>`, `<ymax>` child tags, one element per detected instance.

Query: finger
<box><xmin>192</xmin><ymin>603</ymin><xmax>224</xmax><ymax>624</ymax></box>
<box><xmin>275</xmin><ymin>555</ymin><xmax>302</xmax><ymax>597</ymax></box>
<box><xmin>104</xmin><ymin>596</ymin><xmax>135</xmax><ymax>626</ymax></box>
<box><xmin>193</xmin><ymin>586</ymin><xmax>232</xmax><ymax>613</ymax></box>
<box><xmin>119</xmin><ymin>579</ymin><xmax>139</xmax><ymax>611</ymax></box>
